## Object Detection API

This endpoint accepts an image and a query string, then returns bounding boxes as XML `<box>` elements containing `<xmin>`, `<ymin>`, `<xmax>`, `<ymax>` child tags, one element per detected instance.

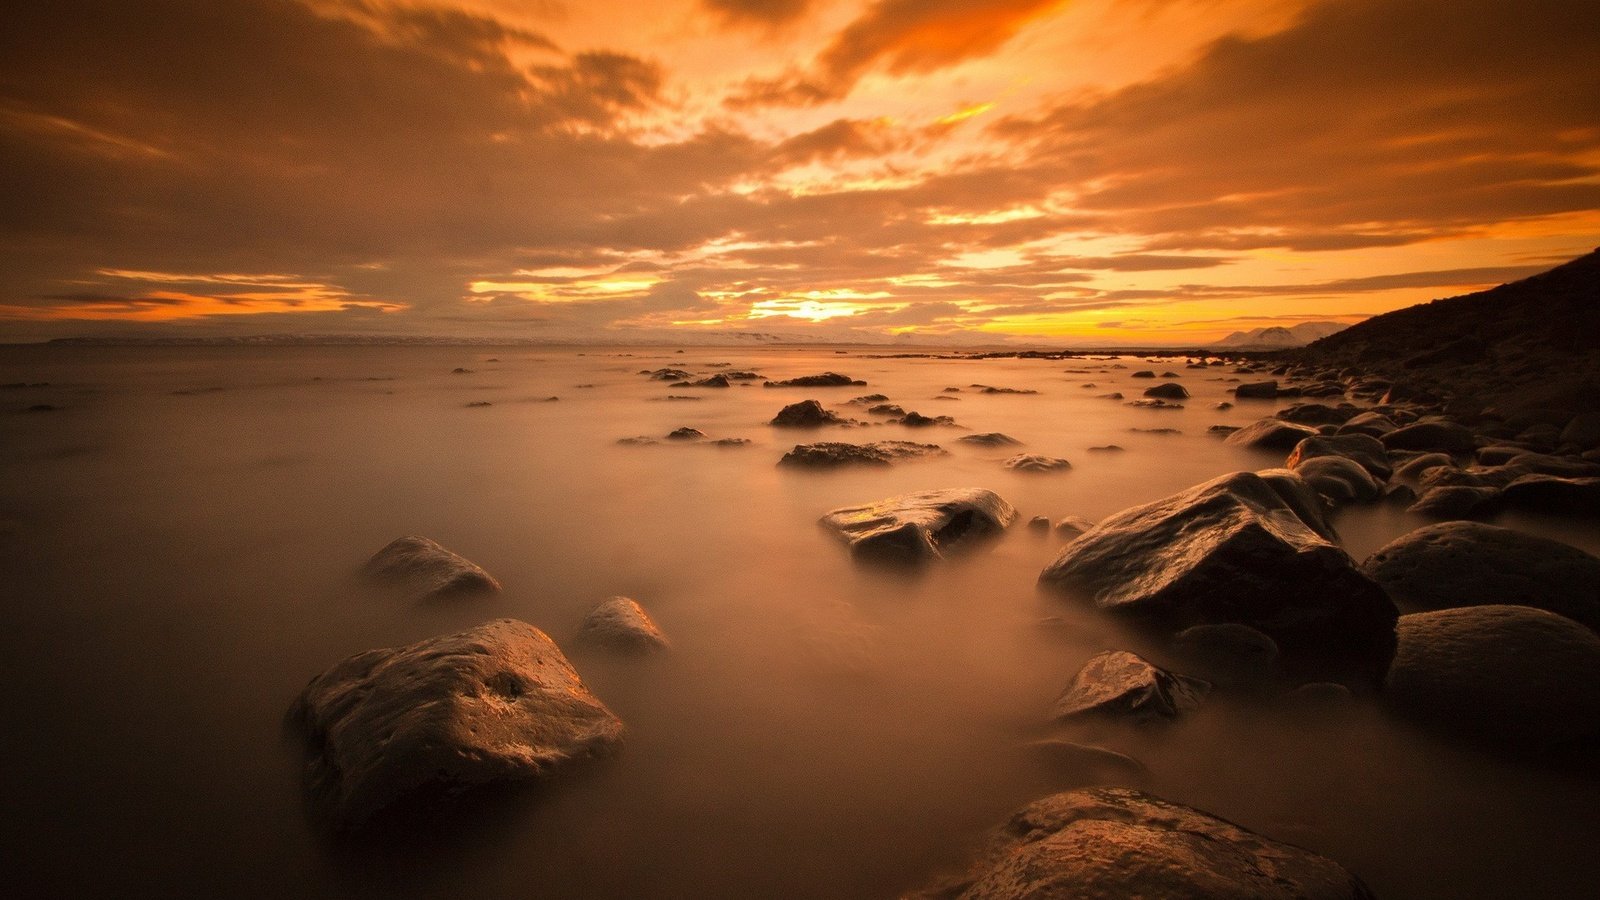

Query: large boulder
<box><xmin>1385</xmin><ymin>606</ymin><xmax>1600</xmax><ymax>752</ymax></box>
<box><xmin>1381</xmin><ymin>420</ymin><xmax>1476</xmax><ymax>454</ymax></box>
<box><xmin>1286</xmin><ymin>434</ymin><xmax>1392</xmax><ymax>480</ymax></box>
<box><xmin>288</xmin><ymin>619</ymin><xmax>624</xmax><ymax>829</ymax></box>
<box><xmin>576</xmin><ymin>596</ymin><xmax>669</xmax><ymax>653</ymax></box>
<box><xmin>779</xmin><ymin>441</ymin><xmax>946</xmax><ymax>468</ymax></box>
<box><xmin>1361</xmin><ymin>522</ymin><xmax>1600</xmax><ymax>630</ymax></box>
<box><xmin>909</xmin><ymin>787</ymin><xmax>1374</xmax><ymax>900</ymax></box>
<box><xmin>363</xmin><ymin>535</ymin><xmax>500</xmax><ymax>600</ymax></box>
<box><xmin>1039</xmin><ymin>471</ymin><xmax>1397</xmax><ymax>683</ymax></box>
<box><xmin>1224</xmin><ymin>418</ymin><xmax>1320</xmax><ymax>452</ymax></box>
<box><xmin>1052</xmin><ymin>651</ymin><xmax>1209</xmax><ymax>724</ymax></box>
<box><xmin>820</xmin><ymin>488</ymin><xmax>1018</xmax><ymax>565</ymax></box>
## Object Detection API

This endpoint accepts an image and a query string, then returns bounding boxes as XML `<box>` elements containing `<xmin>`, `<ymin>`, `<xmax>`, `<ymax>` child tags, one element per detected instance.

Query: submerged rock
<box><xmin>1054</xmin><ymin>515</ymin><xmax>1096</xmax><ymax>538</ymax></box>
<box><xmin>1023</xmin><ymin>740</ymin><xmax>1148</xmax><ymax>783</ymax></box>
<box><xmin>576</xmin><ymin>596</ymin><xmax>669</xmax><ymax>653</ymax></box>
<box><xmin>1385</xmin><ymin>606</ymin><xmax>1600</xmax><ymax>752</ymax></box>
<box><xmin>908</xmin><ymin>787</ymin><xmax>1374</xmax><ymax>900</ymax></box>
<box><xmin>363</xmin><ymin>535</ymin><xmax>500</xmax><ymax>600</ymax></box>
<box><xmin>959</xmin><ymin>432</ymin><xmax>1022</xmax><ymax>446</ymax></box>
<box><xmin>770</xmin><ymin>399</ymin><xmax>848</xmax><ymax>428</ymax></box>
<box><xmin>666</xmin><ymin>427</ymin><xmax>706</xmax><ymax>440</ymax></box>
<box><xmin>1039</xmin><ymin>471</ymin><xmax>1397</xmax><ymax>683</ymax></box>
<box><xmin>764</xmin><ymin>372</ymin><xmax>865</xmax><ymax>388</ymax></box>
<box><xmin>900</xmin><ymin>411</ymin><xmax>957</xmax><ymax>427</ymax></box>
<box><xmin>1052</xmin><ymin>650</ymin><xmax>1209</xmax><ymax>724</ymax></box>
<box><xmin>288</xmin><ymin>619</ymin><xmax>623</xmax><ymax>829</ymax></box>
<box><xmin>1361</xmin><ymin>521</ymin><xmax>1600</xmax><ymax>630</ymax></box>
<box><xmin>1172</xmin><ymin>623</ymin><xmax>1281</xmax><ymax>688</ymax></box>
<box><xmin>1004</xmin><ymin>454</ymin><xmax>1072</xmax><ymax>473</ymax></box>
<box><xmin>819</xmin><ymin>488</ymin><xmax>1017</xmax><ymax>565</ymax></box>
<box><xmin>778</xmin><ymin>441</ymin><xmax>946</xmax><ymax>468</ymax></box>
<box><xmin>1224</xmin><ymin>418</ymin><xmax>1321</xmax><ymax>451</ymax></box>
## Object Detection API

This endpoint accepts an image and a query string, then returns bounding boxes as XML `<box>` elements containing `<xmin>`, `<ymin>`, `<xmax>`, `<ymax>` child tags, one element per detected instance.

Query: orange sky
<box><xmin>1</xmin><ymin>0</ymin><xmax>1596</xmax><ymax>344</ymax></box>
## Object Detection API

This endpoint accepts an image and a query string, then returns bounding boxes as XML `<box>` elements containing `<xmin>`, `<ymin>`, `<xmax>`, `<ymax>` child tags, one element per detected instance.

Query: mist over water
<box><xmin>2</xmin><ymin>345</ymin><xmax>1596</xmax><ymax>898</ymax></box>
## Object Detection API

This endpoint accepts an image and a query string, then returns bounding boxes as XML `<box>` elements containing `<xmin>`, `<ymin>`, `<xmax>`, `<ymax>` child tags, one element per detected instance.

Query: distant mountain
<box><xmin>1294</xmin><ymin>248</ymin><xmax>1600</xmax><ymax>410</ymax></box>
<box><xmin>1212</xmin><ymin>321</ymin><xmax>1348</xmax><ymax>349</ymax></box>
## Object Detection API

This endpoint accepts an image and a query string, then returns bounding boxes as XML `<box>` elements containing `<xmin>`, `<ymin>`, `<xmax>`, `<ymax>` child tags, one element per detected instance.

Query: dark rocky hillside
<box><xmin>1291</xmin><ymin>249</ymin><xmax>1600</xmax><ymax>417</ymax></box>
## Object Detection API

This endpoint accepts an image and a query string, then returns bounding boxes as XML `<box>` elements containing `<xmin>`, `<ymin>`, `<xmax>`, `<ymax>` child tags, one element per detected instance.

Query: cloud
<box><xmin>703</xmin><ymin>0</ymin><xmax>813</xmax><ymax>27</ymax></box>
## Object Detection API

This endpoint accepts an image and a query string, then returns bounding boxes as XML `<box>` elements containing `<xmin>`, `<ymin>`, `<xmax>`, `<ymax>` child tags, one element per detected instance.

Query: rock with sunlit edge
<box><xmin>820</xmin><ymin>488</ymin><xmax>1017</xmax><ymax>566</ymax></box>
<box><xmin>1039</xmin><ymin>471</ymin><xmax>1396</xmax><ymax>685</ymax></box>
<box><xmin>1293</xmin><ymin>455</ymin><xmax>1382</xmax><ymax>505</ymax></box>
<box><xmin>1003</xmin><ymin>453</ymin><xmax>1072</xmax><ymax>473</ymax></box>
<box><xmin>362</xmin><ymin>535</ymin><xmax>500</xmax><ymax>600</ymax></box>
<box><xmin>288</xmin><ymin>619</ymin><xmax>623</xmax><ymax>830</ymax></box>
<box><xmin>576</xmin><ymin>596</ymin><xmax>669</xmax><ymax>653</ymax></box>
<box><xmin>1287</xmin><ymin>433</ymin><xmax>1392</xmax><ymax>480</ymax></box>
<box><xmin>1224</xmin><ymin>417</ymin><xmax>1320</xmax><ymax>451</ymax></box>
<box><xmin>770</xmin><ymin>399</ymin><xmax>850</xmax><ymax>427</ymax></box>
<box><xmin>1052</xmin><ymin>650</ymin><xmax>1210</xmax><ymax>725</ymax></box>
<box><xmin>907</xmin><ymin>787</ymin><xmax>1375</xmax><ymax>900</ymax></box>
<box><xmin>1142</xmin><ymin>382</ymin><xmax>1189</xmax><ymax>400</ymax></box>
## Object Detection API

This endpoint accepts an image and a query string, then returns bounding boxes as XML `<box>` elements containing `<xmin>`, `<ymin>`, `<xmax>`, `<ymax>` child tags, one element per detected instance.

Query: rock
<box><xmin>616</xmin><ymin>436</ymin><xmax>658</xmax><ymax>446</ymax></box>
<box><xmin>1392</xmin><ymin>452</ymin><xmax>1454</xmax><ymax>481</ymax></box>
<box><xmin>1131</xmin><ymin>370</ymin><xmax>1156</xmax><ymax>378</ymax></box>
<box><xmin>363</xmin><ymin>535</ymin><xmax>500</xmax><ymax>600</ymax></box>
<box><xmin>1335</xmin><ymin>411</ymin><xmax>1398</xmax><ymax>437</ymax></box>
<box><xmin>1172</xmin><ymin>624</ymin><xmax>1280</xmax><ymax>687</ymax></box>
<box><xmin>820</xmin><ymin>488</ymin><xmax>1018</xmax><ymax>565</ymax></box>
<box><xmin>1028</xmin><ymin>515</ymin><xmax>1052</xmax><ymax>532</ymax></box>
<box><xmin>666</xmin><ymin>427</ymin><xmax>706</xmax><ymax>440</ymax></box>
<box><xmin>1292</xmin><ymin>456</ymin><xmax>1382</xmax><ymax>504</ymax></box>
<box><xmin>1039</xmin><ymin>471</ymin><xmax>1397</xmax><ymax>683</ymax></box>
<box><xmin>1499</xmin><ymin>474</ymin><xmax>1600</xmax><ymax>517</ymax></box>
<box><xmin>909</xmin><ymin>787</ymin><xmax>1374</xmax><ymax>900</ymax></box>
<box><xmin>1286</xmin><ymin>433</ymin><xmax>1392</xmax><ymax>480</ymax></box>
<box><xmin>850</xmin><ymin>393</ymin><xmax>889</xmax><ymax>404</ymax></box>
<box><xmin>1503</xmin><ymin>451</ymin><xmax>1600</xmax><ymax>478</ymax></box>
<box><xmin>1052</xmin><ymin>650</ymin><xmax>1210</xmax><ymax>724</ymax></box>
<box><xmin>1234</xmin><ymin>380</ymin><xmax>1278</xmax><ymax>399</ymax></box>
<box><xmin>1088</xmin><ymin>444</ymin><xmax>1125</xmax><ymax>451</ymax></box>
<box><xmin>1277</xmin><ymin>403</ymin><xmax>1359</xmax><ymax>426</ymax></box>
<box><xmin>1126</xmin><ymin>398</ymin><xmax>1184</xmax><ymax>409</ymax></box>
<box><xmin>1382</xmin><ymin>483</ymin><xmax>1418</xmax><ymax>506</ymax></box>
<box><xmin>576</xmin><ymin>596</ymin><xmax>669</xmax><ymax>653</ymax></box>
<box><xmin>778</xmin><ymin>441</ymin><xmax>946</xmax><ymax>468</ymax></box>
<box><xmin>959</xmin><ymin>433</ymin><xmax>1022</xmax><ymax>446</ymax></box>
<box><xmin>1385</xmin><ymin>606</ymin><xmax>1600</xmax><ymax>752</ymax></box>
<box><xmin>1054</xmin><ymin>516</ymin><xmax>1096</xmax><ymax>538</ymax></box>
<box><xmin>867</xmin><ymin>403</ymin><xmax>906</xmax><ymax>417</ymax></box>
<box><xmin>900</xmin><ymin>411</ymin><xmax>956</xmax><ymax>427</ymax></box>
<box><xmin>288</xmin><ymin>619</ymin><xmax>623</xmax><ymax>829</ymax></box>
<box><xmin>1361</xmin><ymin>522</ymin><xmax>1600</xmax><ymax>630</ymax></box>
<box><xmin>1095</xmin><ymin>392</ymin><xmax>1124</xmax><ymax>400</ymax></box>
<box><xmin>1561</xmin><ymin>412</ymin><xmax>1600</xmax><ymax>449</ymax></box>
<box><xmin>641</xmin><ymin>368</ymin><xmax>693</xmax><ymax>381</ymax></box>
<box><xmin>1407</xmin><ymin>485</ymin><xmax>1501</xmax><ymax>519</ymax></box>
<box><xmin>1023</xmin><ymin>740</ymin><xmax>1148</xmax><ymax>782</ymax></box>
<box><xmin>1216</xmin><ymin>401</ymin><xmax>1234</xmax><ymax>410</ymax></box>
<box><xmin>1004</xmin><ymin>454</ymin><xmax>1072</xmax><ymax>473</ymax></box>
<box><xmin>1142</xmin><ymin>383</ymin><xmax>1189</xmax><ymax>400</ymax></box>
<box><xmin>1381</xmin><ymin>420</ymin><xmax>1476</xmax><ymax>454</ymax></box>
<box><xmin>1223</xmin><ymin>418</ymin><xmax>1321</xmax><ymax>451</ymax></box>
<box><xmin>1207</xmin><ymin>425</ymin><xmax>1240</xmax><ymax>436</ymax></box>
<box><xmin>770</xmin><ymin>399</ymin><xmax>846</xmax><ymax>427</ymax></box>
<box><xmin>764</xmin><ymin>372</ymin><xmax>865</xmax><ymax>388</ymax></box>
<box><xmin>977</xmin><ymin>385</ymin><xmax>1039</xmax><ymax>395</ymax></box>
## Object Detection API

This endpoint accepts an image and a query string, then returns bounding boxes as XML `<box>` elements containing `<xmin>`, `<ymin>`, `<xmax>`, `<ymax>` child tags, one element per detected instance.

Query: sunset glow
<box><xmin>2</xmin><ymin>0</ymin><xmax>1596</xmax><ymax>343</ymax></box>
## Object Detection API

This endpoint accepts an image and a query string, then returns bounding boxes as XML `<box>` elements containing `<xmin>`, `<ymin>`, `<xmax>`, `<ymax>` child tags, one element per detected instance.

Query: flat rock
<box><xmin>288</xmin><ymin>619</ymin><xmax>623</xmax><ymax>829</ymax></box>
<box><xmin>909</xmin><ymin>787</ymin><xmax>1374</xmax><ymax>900</ymax></box>
<box><xmin>1224</xmin><ymin>418</ymin><xmax>1321</xmax><ymax>451</ymax></box>
<box><xmin>576</xmin><ymin>596</ymin><xmax>669</xmax><ymax>653</ymax></box>
<box><xmin>820</xmin><ymin>488</ymin><xmax>1017</xmax><ymax>565</ymax></box>
<box><xmin>1052</xmin><ymin>650</ymin><xmax>1210</xmax><ymax>724</ymax></box>
<box><xmin>1361</xmin><ymin>522</ymin><xmax>1600</xmax><ymax>630</ymax></box>
<box><xmin>363</xmin><ymin>535</ymin><xmax>500</xmax><ymax>600</ymax></box>
<box><xmin>1039</xmin><ymin>471</ymin><xmax>1397</xmax><ymax>684</ymax></box>
<box><xmin>778</xmin><ymin>441</ymin><xmax>946</xmax><ymax>468</ymax></box>
<box><xmin>1004</xmin><ymin>454</ymin><xmax>1072</xmax><ymax>473</ymax></box>
<box><xmin>1385</xmin><ymin>606</ymin><xmax>1600</xmax><ymax>752</ymax></box>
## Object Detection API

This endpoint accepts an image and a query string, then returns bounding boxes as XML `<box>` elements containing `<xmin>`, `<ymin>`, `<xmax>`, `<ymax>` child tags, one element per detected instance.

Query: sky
<box><xmin>1</xmin><ymin>0</ymin><xmax>1596</xmax><ymax>345</ymax></box>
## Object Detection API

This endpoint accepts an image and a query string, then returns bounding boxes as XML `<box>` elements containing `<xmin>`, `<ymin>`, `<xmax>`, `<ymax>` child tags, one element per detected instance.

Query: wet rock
<box><xmin>1385</xmin><ymin>606</ymin><xmax>1600</xmax><ymax>752</ymax></box>
<box><xmin>1126</xmin><ymin>398</ymin><xmax>1184</xmax><ymax>409</ymax></box>
<box><xmin>1287</xmin><ymin>433</ymin><xmax>1392</xmax><ymax>480</ymax></box>
<box><xmin>867</xmin><ymin>403</ymin><xmax>906</xmax><ymax>417</ymax></box>
<box><xmin>900</xmin><ymin>411</ymin><xmax>956</xmax><ymax>427</ymax></box>
<box><xmin>1335</xmin><ymin>411</ymin><xmax>1398</xmax><ymax>437</ymax></box>
<box><xmin>363</xmin><ymin>535</ymin><xmax>500</xmax><ymax>600</ymax></box>
<box><xmin>666</xmin><ymin>427</ymin><xmax>707</xmax><ymax>441</ymax></box>
<box><xmin>1131</xmin><ymin>370</ymin><xmax>1156</xmax><ymax>378</ymax></box>
<box><xmin>641</xmin><ymin>368</ymin><xmax>693</xmax><ymax>381</ymax></box>
<box><xmin>1499</xmin><ymin>474</ymin><xmax>1600</xmax><ymax>517</ymax></box>
<box><xmin>1216</xmin><ymin>401</ymin><xmax>1234</xmax><ymax>410</ymax></box>
<box><xmin>1561</xmin><ymin>412</ymin><xmax>1600</xmax><ymax>449</ymax></box>
<box><xmin>1095</xmin><ymin>392</ymin><xmax>1124</xmax><ymax>400</ymax></box>
<box><xmin>1172</xmin><ymin>624</ymin><xmax>1280</xmax><ymax>687</ymax></box>
<box><xmin>1028</xmin><ymin>515</ymin><xmax>1052</xmax><ymax>532</ymax></box>
<box><xmin>450</xmin><ymin>367</ymin><xmax>472</xmax><ymax>374</ymax></box>
<box><xmin>778</xmin><ymin>441</ymin><xmax>946</xmax><ymax>468</ymax></box>
<box><xmin>1293</xmin><ymin>456</ymin><xmax>1382</xmax><ymax>505</ymax></box>
<box><xmin>1277</xmin><ymin>403</ymin><xmax>1359</xmax><ymax>427</ymax></box>
<box><xmin>1224</xmin><ymin>418</ymin><xmax>1321</xmax><ymax>451</ymax></box>
<box><xmin>909</xmin><ymin>787</ymin><xmax>1374</xmax><ymax>900</ymax></box>
<box><xmin>708</xmin><ymin>437</ymin><xmax>751</xmax><ymax>447</ymax></box>
<box><xmin>288</xmin><ymin>619</ymin><xmax>623</xmax><ymax>829</ymax></box>
<box><xmin>1503</xmin><ymin>451</ymin><xmax>1600</xmax><ymax>478</ymax></box>
<box><xmin>959</xmin><ymin>432</ymin><xmax>1022</xmax><ymax>447</ymax></box>
<box><xmin>1407</xmin><ymin>485</ymin><xmax>1501</xmax><ymax>520</ymax></box>
<box><xmin>1054</xmin><ymin>516</ymin><xmax>1096</xmax><ymax>538</ymax></box>
<box><xmin>1392</xmin><ymin>452</ymin><xmax>1454</xmax><ymax>481</ymax></box>
<box><xmin>1052</xmin><ymin>650</ymin><xmax>1209</xmax><ymax>724</ymax></box>
<box><xmin>465</xmin><ymin>401</ymin><xmax>493</xmax><ymax>408</ymax></box>
<box><xmin>764</xmin><ymin>372</ymin><xmax>865</xmax><ymax>388</ymax></box>
<box><xmin>576</xmin><ymin>596</ymin><xmax>669</xmax><ymax>653</ymax></box>
<box><xmin>977</xmin><ymin>385</ymin><xmax>1039</xmax><ymax>395</ymax></box>
<box><xmin>1039</xmin><ymin>471</ymin><xmax>1397</xmax><ymax>683</ymax></box>
<box><xmin>1088</xmin><ymin>444</ymin><xmax>1125</xmax><ymax>451</ymax></box>
<box><xmin>1142</xmin><ymin>383</ymin><xmax>1189</xmax><ymax>400</ymax></box>
<box><xmin>1234</xmin><ymin>380</ymin><xmax>1279</xmax><ymax>399</ymax></box>
<box><xmin>820</xmin><ymin>488</ymin><xmax>1017</xmax><ymax>565</ymax></box>
<box><xmin>850</xmin><ymin>393</ymin><xmax>889</xmax><ymax>404</ymax></box>
<box><xmin>1361</xmin><ymin>522</ymin><xmax>1600</xmax><ymax>630</ymax></box>
<box><xmin>770</xmin><ymin>399</ymin><xmax>847</xmax><ymax>428</ymax></box>
<box><xmin>1004</xmin><ymin>454</ymin><xmax>1072</xmax><ymax>473</ymax></box>
<box><xmin>1381</xmin><ymin>420</ymin><xmax>1476</xmax><ymax>454</ymax></box>
<box><xmin>1207</xmin><ymin>425</ymin><xmax>1240</xmax><ymax>436</ymax></box>
<box><xmin>683</xmin><ymin>374</ymin><xmax>731</xmax><ymax>388</ymax></box>
<box><xmin>1382</xmin><ymin>483</ymin><xmax>1418</xmax><ymax>506</ymax></box>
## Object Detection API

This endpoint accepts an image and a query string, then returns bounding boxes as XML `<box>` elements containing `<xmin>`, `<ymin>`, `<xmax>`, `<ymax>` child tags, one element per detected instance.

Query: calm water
<box><xmin>1</xmin><ymin>345</ymin><xmax>1597</xmax><ymax>898</ymax></box>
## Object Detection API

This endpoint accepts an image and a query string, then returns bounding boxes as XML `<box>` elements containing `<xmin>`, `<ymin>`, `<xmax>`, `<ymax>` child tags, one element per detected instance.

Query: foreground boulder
<box><xmin>1039</xmin><ymin>471</ymin><xmax>1397</xmax><ymax>683</ymax></box>
<box><xmin>909</xmin><ymin>787</ymin><xmax>1374</xmax><ymax>900</ymax></box>
<box><xmin>1385</xmin><ymin>606</ymin><xmax>1600</xmax><ymax>752</ymax></box>
<box><xmin>1052</xmin><ymin>651</ymin><xmax>1209</xmax><ymax>724</ymax></box>
<box><xmin>288</xmin><ymin>619</ymin><xmax>624</xmax><ymax>829</ymax></box>
<box><xmin>1362</xmin><ymin>522</ymin><xmax>1600</xmax><ymax>630</ymax></box>
<box><xmin>778</xmin><ymin>441</ymin><xmax>946</xmax><ymax>468</ymax></box>
<box><xmin>576</xmin><ymin>597</ymin><xmax>669</xmax><ymax>653</ymax></box>
<box><xmin>820</xmin><ymin>488</ymin><xmax>1017</xmax><ymax>565</ymax></box>
<box><xmin>1224</xmin><ymin>418</ymin><xmax>1320</xmax><ymax>451</ymax></box>
<box><xmin>363</xmin><ymin>535</ymin><xmax>501</xmax><ymax>600</ymax></box>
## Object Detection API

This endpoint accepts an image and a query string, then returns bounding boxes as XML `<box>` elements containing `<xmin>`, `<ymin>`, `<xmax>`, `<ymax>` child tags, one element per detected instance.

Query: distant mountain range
<box><xmin>1212</xmin><ymin>322</ymin><xmax>1349</xmax><ymax>349</ymax></box>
